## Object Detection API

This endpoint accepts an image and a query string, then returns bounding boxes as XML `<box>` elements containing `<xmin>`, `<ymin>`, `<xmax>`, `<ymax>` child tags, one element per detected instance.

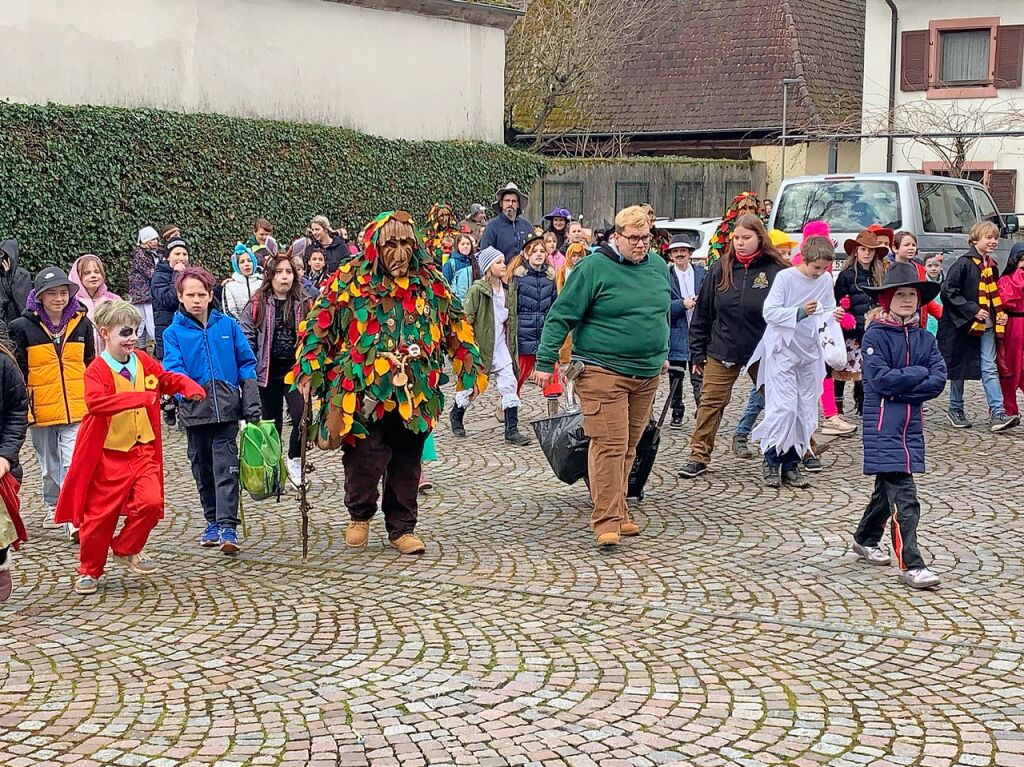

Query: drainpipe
<box><xmin>885</xmin><ymin>0</ymin><xmax>899</xmax><ymax>172</ymax></box>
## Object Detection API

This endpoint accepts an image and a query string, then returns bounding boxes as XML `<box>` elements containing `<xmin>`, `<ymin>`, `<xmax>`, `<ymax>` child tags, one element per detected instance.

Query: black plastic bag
<box><xmin>531</xmin><ymin>411</ymin><xmax>590</xmax><ymax>485</ymax></box>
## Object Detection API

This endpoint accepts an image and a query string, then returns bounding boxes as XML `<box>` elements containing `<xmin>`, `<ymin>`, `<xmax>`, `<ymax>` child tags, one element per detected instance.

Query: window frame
<box><xmin>927</xmin><ymin>18</ymin><xmax>999</xmax><ymax>99</ymax></box>
<box><xmin>541</xmin><ymin>181</ymin><xmax>584</xmax><ymax>222</ymax></box>
<box><xmin>673</xmin><ymin>181</ymin><xmax>704</xmax><ymax>219</ymax></box>
<box><xmin>613</xmin><ymin>181</ymin><xmax>650</xmax><ymax>212</ymax></box>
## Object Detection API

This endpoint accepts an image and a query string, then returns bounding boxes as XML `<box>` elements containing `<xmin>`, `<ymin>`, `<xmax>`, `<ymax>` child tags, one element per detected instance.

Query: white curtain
<box><xmin>940</xmin><ymin>29</ymin><xmax>990</xmax><ymax>84</ymax></box>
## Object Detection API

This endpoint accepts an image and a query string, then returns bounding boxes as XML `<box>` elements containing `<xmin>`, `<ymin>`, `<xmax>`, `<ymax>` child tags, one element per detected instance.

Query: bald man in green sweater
<box><xmin>535</xmin><ymin>205</ymin><xmax>670</xmax><ymax>547</ymax></box>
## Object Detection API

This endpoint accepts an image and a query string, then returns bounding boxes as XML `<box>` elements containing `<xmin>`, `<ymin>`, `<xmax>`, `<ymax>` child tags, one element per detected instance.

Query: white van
<box><xmin>769</xmin><ymin>173</ymin><xmax>1019</xmax><ymax>269</ymax></box>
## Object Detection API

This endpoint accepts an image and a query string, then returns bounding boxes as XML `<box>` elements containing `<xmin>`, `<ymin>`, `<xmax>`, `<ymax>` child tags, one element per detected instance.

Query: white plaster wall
<box><xmin>861</xmin><ymin>0</ymin><xmax>1024</xmax><ymax>211</ymax></box>
<box><xmin>0</xmin><ymin>0</ymin><xmax>506</xmax><ymax>142</ymax></box>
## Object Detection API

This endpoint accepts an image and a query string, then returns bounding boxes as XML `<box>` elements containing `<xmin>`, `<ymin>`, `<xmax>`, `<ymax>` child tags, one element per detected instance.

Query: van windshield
<box><xmin>775</xmin><ymin>180</ymin><xmax>902</xmax><ymax>232</ymax></box>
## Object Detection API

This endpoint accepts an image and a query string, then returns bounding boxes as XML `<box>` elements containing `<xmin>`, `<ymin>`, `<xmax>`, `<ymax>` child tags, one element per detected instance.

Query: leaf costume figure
<box><xmin>706</xmin><ymin>192</ymin><xmax>767</xmax><ymax>268</ymax></box>
<box><xmin>423</xmin><ymin>203</ymin><xmax>461</xmax><ymax>265</ymax></box>
<box><xmin>290</xmin><ymin>210</ymin><xmax>486</xmax><ymax>555</ymax></box>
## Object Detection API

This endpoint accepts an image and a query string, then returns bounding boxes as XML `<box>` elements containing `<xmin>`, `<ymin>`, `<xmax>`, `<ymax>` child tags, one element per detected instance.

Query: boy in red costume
<box><xmin>56</xmin><ymin>300</ymin><xmax>204</xmax><ymax>595</ymax></box>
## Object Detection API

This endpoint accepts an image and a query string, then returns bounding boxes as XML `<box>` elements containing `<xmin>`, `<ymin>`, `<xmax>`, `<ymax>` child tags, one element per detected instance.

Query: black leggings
<box><xmin>260</xmin><ymin>358</ymin><xmax>305</xmax><ymax>459</ymax></box>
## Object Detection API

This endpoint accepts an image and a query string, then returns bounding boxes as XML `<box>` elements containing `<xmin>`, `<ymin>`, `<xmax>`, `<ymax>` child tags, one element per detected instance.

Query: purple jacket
<box><xmin>128</xmin><ymin>246</ymin><xmax>160</xmax><ymax>304</ymax></box>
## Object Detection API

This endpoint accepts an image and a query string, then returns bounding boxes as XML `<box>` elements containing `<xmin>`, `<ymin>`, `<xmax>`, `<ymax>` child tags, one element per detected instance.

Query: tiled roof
<box><xmin>528</xmin><ymin>0</ymin><xmax>864</xmax><ymax>136</ymax></box>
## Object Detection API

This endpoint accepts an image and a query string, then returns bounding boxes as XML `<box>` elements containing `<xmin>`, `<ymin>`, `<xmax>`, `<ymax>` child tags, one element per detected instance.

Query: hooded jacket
<box><xmin>861</xmin><ymin>315</ymin><xmax>947</xmax><ymax>474</ymax></box>
<box><xmin>239</xmin><ymin>293</ymin><xmax>312</xmax><ymax>387</ymax></box>
<box><xmin>150</xmin><ymin>260</ymin><xmax>181</xmax><ymax>359</ymax></box>
<box><xmin>68</xmin><ymin>255</ymin><xmax>120</xmax><ymax>319</ymax></box>
<box><xmin>223</xmin><ymin>261</ymin><xmax>263</xmax><ymax>320</ymax></box>
<box><xmin>510</xmin><ymin>262</ymin><xmax>557</xmax><ymax>357</ymax></box>
<box><xmin>443</xmin><ymin>250</ymin><xmax>474</xmax><ymax>287</ymax></box>
<box><xmin>160</xmin><ymin>306</ymin><xmax>261</xmax><ymax>426</ymax></box>
<box><xmin>8</xmin><ymin>295</ymin><xmax>95</xmax><ymax>427</ymax></box>
<box><xmin>128</xmin><ymin>245</ymin><xmax>160</xmax><ymax>304</ymax></box>
<box><xmin>0</xmin><ymin>239</ymin><xmax>32</xmax><ymax>326</ymax></box>
<box><xmin>320</xmin><ymin>233</ymin><xmax>352</xmax><ymax>272</ymax></box>
<box><xmin>0</xmin><ymin>336</ymin><xmax>28</xmax><ymax>482</ymax></box>
<box><xmin>688</xmin><ymin>253</ymin><xmax>787</xmax><ymax>367</ymax></box>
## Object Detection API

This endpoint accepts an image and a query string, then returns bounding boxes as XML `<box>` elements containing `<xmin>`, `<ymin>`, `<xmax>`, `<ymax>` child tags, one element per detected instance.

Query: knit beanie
<box><xmin>137</xmin><ymin>226</ymin><xmax>159</xmax><ymax>245</ymax></box>
<box><xmin>165</xmin><ymin>237</ymin><xmax>189</xmax><ymax>255</ymax></box>
<box><xmin>476</xmin><ymin>246</ymin><xmax>503</xmax><ymax>276</ymax></box>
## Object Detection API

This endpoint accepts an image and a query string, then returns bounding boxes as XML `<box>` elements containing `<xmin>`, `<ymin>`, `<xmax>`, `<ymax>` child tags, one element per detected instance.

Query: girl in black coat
<box><xmin>0</xmin><ymin>322</ymin><xmax>29</xmax><ymax>603</ymax></box>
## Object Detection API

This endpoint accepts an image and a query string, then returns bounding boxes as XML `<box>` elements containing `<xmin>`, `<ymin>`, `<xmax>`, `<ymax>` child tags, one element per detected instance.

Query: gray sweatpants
<box><xmin>30</xmin><ymin>423</ymin><xmax>80</xmax><ymax>509</ymax></box>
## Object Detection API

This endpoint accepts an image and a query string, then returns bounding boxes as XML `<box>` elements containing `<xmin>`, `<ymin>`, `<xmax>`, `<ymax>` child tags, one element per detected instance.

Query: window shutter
<box><xmin>988</xmin><ymin>170</ymin><xmax>1017</xmax><ymax>213</ymax></box>
<box><xmin>995</xmin><ymin>25</ymin><xmax>1024</xmax><ymax>88</ymax></box>
<box><xmin>901</xmin><ymin>30</ymin><xmax>930</xmax><ymax>91</ymax></box>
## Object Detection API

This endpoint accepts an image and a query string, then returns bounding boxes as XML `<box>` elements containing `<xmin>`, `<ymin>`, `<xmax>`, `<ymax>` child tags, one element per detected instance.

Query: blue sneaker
<box><xmin>199</xmin><ymin>522</ymin><xmax>220</xmax><ymax>548</ymax></box>
<box><xmin>219</xmin><ymin>527</ymin><xmax>240</xmax><ymax>555</ymax></box>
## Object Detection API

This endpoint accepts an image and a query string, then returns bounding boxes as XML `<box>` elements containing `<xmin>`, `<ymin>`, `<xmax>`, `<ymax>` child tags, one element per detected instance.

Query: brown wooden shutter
<box><xmin>995</xmin><ymin>25</ymin><xmax>1024</xmax><ymax>88</ymax></box>
<box><xmin>989</xmin><ymin>170</ymin><xmax>1018</xmax><ymax>213</ymax></box>
<box><xmin>901</xmin><ymin>30</ymin><xmax>930</xmax><ymax>91</ymax></box>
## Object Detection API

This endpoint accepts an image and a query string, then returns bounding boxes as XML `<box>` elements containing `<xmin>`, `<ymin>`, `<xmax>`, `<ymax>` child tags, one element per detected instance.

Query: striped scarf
<box><xmin>970</xmin><ymin>254</ymin><xmax>1005</xmax><ymax>338</ymax></box>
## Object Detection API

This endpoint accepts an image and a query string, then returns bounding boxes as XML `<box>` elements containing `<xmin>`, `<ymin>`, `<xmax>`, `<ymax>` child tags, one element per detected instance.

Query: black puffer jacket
<box><xmin>689</xmin><ymin>254</ymin><xmax>788</xmax><ymax>367</ymax></box>
<box><xmin>0</xmin><ymin>333</ymin><xmax>28</xmax><ymax>482</ymax></box>
<box><xmin>510</xmin><ymin>263</ymin><xmax>557</xmax><ymax>356</ymax></box>
<box><xmin>833</xmin><ymin>263</ymin><xmax>880</xmax><ymax>339</ymax></box>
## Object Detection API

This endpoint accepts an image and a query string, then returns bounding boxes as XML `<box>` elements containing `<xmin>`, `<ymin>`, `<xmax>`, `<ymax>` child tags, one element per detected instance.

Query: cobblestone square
<box><xmin>2</xmin><ymin>384</ymin><xmax>1023</xmax><ymax>766</ymax></box>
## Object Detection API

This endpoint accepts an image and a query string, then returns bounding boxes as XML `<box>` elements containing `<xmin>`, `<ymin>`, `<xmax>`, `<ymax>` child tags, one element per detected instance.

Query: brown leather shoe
<box><xmin>391</xmin><ymin>534</ymin><xmax>426</xmax><ymax>555</ymax></box>
<box><xmin>596</xmin><ymin>531</ymin><xmax>620</xmax><ymax>547</ymax></box>
<box><xmin>620</xmin><ymin>520</ymin><xmax>641</xmax><ymax>536</ymax></box>
<box><xmin>345</xmin><ymin>521</ymin><xmax>370</xmax><ymax>547</ymax></box>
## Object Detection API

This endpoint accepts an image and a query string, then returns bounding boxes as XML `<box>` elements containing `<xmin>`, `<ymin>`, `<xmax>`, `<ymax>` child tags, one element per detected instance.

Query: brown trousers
<box><xmin>689</xmin><ymin>358</ymin><xmax>756</xmax><ymax>465</ymax></box>
<box><xmin>575</xmin><ymin>365</ymin><xmax>661</xmax><ymax>535</ymax></box>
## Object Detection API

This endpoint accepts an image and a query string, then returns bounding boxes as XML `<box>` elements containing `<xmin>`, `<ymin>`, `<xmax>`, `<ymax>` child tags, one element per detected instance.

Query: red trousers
<box><xmin>78</xmin><ymin>443</ymin><xmax>162</xmax><ymax>578</ymax></box>
<box><xmin>516</xmin><ymin>355</ymin><xmax>563</xmax><ymax>397</ymax></box>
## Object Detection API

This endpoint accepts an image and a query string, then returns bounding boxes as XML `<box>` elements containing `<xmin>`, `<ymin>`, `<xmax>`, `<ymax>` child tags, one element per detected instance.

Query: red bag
<box><xmin>0</xmin><ymin>474</ymin><xmax>28</xmax><ymax>550</ymax></box>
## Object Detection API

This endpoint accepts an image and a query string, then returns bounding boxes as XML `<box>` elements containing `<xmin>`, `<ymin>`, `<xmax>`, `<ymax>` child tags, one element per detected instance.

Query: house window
<box><xmin>542</xmin><ymin>181</ymin><xmax>583</xmax><ymax>220</ymax></box>
<box><xmin>614</xmin><ymin>182</ymin><xmax>649</xmax><ymax>211</ymax></box>
<box><xmin>673</xmin><ymin>182</ymin><xmax>704</xmax><ymax>218</ymax></box>
<box><xmin>723</xmin><ymin>181</ymin><xmax>749</xmax><ymax>210</ymax></box>
<box><xmin>938</xmin><ymin>28</ymin><xmax>991</xmax><ymax>86</ymax></box>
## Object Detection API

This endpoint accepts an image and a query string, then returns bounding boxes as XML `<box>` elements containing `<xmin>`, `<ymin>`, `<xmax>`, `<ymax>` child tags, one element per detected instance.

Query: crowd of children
<box><xmin>0</xmin><ymin>190</ymin><xmax>1022</xmax><ymax>596</ymax></box>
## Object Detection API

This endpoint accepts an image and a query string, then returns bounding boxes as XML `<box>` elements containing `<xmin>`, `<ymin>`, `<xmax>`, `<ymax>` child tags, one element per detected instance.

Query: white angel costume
<box><xmin>748</xmin><ymin>268</ymin><xmax>843</xmax><ymax>459</ymax></box>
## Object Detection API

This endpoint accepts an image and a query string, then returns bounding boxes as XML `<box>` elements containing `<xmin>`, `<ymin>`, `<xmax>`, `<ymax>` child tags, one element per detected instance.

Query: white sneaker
<box><xmin>42</xmin><ymin>507</ymin><xmax>60</xmax><ymax>529</ymax></box>
<box><xmin>852</xmin><ymin>540</ymin><xmax>891</xmax><ymax>565</ymax></box>
<box><xmin>901</xmin><ymin>567</ymin><xmax>941</xmax><ymax>589</ymax></box>
<box><xmin>286</xmin><ymin>457</ymin><xmax>302</xmax><ymax>488</ymax></box>
<box><xmin>67</xmin><ymin>524</ymin><xmax>80</xmax><ymax>544</ymax></box>
<box><xmin>821</xmin><ymin>415</ymin><xmax>858</xmax><ymax>436</ymax></box>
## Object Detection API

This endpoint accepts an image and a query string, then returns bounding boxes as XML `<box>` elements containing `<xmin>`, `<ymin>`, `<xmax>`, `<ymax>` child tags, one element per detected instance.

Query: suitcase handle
<box><xmin>655</xmin><ymin>371</ymin><xmax>684</xmax><ymax>430</ymax></box>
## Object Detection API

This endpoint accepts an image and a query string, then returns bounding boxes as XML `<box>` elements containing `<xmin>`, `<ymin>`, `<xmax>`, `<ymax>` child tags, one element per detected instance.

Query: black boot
<box><xmin>504</xmin><ymin>407</ymin><xmax>531</xmax><ymax>446</ymax></box>
<box><xmin>450</xmin><ymin>405</ymin><xmax>467</xmax><ymax>438</ymax></box>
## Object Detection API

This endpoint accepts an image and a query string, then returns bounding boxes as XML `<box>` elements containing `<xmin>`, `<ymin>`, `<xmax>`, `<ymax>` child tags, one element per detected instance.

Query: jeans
<box><xmin>765</xmin><ymin>446</ymin><xmax>800</xmax><ymax>471</ymax></box>
<box><xmin>734</xmin><ymin>387</ymin><xmax>765</xmax><ymax>438</ymax></box>
<box><xmin>948</xmin><ymin>328</ymin><xmax>1004</xmax><ymax>417</ymax></box>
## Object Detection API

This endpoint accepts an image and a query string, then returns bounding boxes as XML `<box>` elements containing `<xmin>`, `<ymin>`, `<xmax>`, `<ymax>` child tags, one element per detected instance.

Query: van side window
<box><xmin>971</xmin><ymin>188</ymin><xmax>1002</xmax><ymax>228</ymax></box>
<box><xmin>917</xmin><ymin>183</ymin><xmax>977</xmax><ymax>234</ymax></box>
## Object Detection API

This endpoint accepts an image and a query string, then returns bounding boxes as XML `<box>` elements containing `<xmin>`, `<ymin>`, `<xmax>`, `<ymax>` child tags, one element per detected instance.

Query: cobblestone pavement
<box><xmin>3</xmin><ymin>381</ymin><xmax>1024</xmax><ymax>767</ymax></box>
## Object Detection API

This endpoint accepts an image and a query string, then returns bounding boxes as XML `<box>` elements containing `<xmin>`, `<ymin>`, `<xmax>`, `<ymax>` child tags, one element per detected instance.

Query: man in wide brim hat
<box><xmin>843</xmin><ymin>230</ymin><xmax>891</xmax><ymax>260</ymax></box>
<box><xmin>480</xmin><ymin>182</ymin><xmax>535</xmax><ymax>260</ymax></box>
<box><xmin>492</xmin><ymin>182</ymin><xmax>529</xmax><ymax>211</ymax></box>
<box><xmin>861</xmin><ymin>261</ymin><xmax>941</xmax><ymax>305</ymax></box>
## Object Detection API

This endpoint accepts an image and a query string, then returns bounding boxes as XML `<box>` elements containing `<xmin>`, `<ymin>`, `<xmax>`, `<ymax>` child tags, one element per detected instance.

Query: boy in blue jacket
<box><xmin>853</xmin><ymin>263</ymin><xmax>947</xmax><ymax>589</ymax></box>
<box><xmin>162</xmin><ymin>267</ymin><xmax>261</xmax><ymax>555</ymax></box>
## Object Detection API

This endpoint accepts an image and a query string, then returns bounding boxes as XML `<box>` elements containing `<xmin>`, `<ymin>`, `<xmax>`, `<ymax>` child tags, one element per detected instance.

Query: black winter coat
<box><xmin>833</xmin><ymin>263</ymin><xmax>879</xmax><ymax>339</ymax></box>
<box><xmin>511</xmin><ymin>263</ymin><xmax>557</xmax><ymax>356</ymax></box>
<box><xmin>689</xmin><ymin>254</ymin><xmax>788</xmax><ymax>367</ymax></box>
<box><xmin>0</xmin><ymin>239</ymin><xmax>31</xmax><ymax>326</ymax></box>
<box><xmin>0</xmin><ymin>342</ymin><xmax>28</xmax><ymax>482</ymax></box>
<box><xmin>150</xmin><ymin>260</ymin><xmax>180</xmax><ymax>359</ymax></box>
<box><xmin>323</xmin><ymin>234</ymin><xmax>352</xmax><ymax>272</ymax></box>
<box><xmin>937</xmin><ymin>250</ymin><xmax>987</xmax><ymax>380</ymax></box>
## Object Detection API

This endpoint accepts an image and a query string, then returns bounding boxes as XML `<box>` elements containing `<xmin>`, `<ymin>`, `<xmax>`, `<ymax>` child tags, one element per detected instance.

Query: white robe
<box><xmin>748</xmin><ymin>268</ymin><xmax>839</xmax><ymax>457</ymax></box>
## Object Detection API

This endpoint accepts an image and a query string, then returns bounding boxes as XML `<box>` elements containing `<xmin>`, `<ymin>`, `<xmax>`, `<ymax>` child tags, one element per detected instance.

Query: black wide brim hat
<box><xmin>862</xmin><ymin>262</ymin><xmax>941</xmax><ymax>304</ymax></box>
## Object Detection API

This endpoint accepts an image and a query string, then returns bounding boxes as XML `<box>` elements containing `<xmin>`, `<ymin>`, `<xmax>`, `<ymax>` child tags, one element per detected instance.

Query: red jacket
<box><xmin>55</xmin><ymin>351</ymin><xmax>203</xmax><ymax>527</ymax></box>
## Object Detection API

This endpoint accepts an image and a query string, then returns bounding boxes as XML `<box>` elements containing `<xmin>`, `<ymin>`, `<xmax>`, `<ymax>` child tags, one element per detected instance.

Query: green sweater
<box><xmin>536</xmin><ymin>245</ymin><xmax>670</xmax><ymax>378</ymax></box>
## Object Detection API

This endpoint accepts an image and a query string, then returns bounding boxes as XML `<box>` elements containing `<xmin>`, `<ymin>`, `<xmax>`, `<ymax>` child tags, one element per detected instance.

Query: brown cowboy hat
<box><xmin>843</xmin><ymin>230</ymin><xmax>890</xmax><ymax>259</ymax></box>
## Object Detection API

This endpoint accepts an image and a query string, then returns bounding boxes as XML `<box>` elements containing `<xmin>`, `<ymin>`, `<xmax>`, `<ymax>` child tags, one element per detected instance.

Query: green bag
<box><xmin>239</xmin><ymin>421</ymin><xmax>286</xmax><ymax>502</ymax></box>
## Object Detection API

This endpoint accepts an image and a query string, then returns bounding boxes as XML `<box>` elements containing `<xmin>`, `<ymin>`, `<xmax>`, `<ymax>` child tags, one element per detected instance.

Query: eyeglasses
<box><xmin>619</xmin><ymin>233</ymin><xmax>652</xmax><ymax>246</ymax></box>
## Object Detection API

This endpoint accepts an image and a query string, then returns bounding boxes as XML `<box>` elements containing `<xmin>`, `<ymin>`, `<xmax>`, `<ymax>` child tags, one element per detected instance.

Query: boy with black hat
<box><xmin>8</xmin><ymin>267</ymin><xmax>96</xmax><ymax>535</ymax></box>
<box><xmin>667</xmin><ymin>234</ymin><xmax>705</xmax><ymax>427</ymax></box>
<box><xmin>852</xmin><ymin>262</ymin><xmax>947</xmax><ymax>589</ymax></box>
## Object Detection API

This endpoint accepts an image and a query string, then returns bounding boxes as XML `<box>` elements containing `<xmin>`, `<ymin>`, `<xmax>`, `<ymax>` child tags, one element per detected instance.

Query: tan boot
<box><xmin>596</xmin><ymin>531</ymin><xmax>620</xmax><ymax>547</ymax></box>
<box><xmin>345</xmin><ymin>521</ymin><xmax>370</xmax><ymax>547</ymax></box>
<box><xmin>391</xmin><ymin>533</ymin><xmax>426</xmax><ymax>555</ymax></box>
<box><xmin>620</xmin><ymin>519</ymin><xmax>641</xmax><ymax>537</ymax></box>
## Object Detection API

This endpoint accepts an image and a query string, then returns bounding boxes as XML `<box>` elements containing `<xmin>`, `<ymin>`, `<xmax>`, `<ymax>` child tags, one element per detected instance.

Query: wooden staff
<box><xmin>299</xmin><ymin>390</ymin><xmax>312</xmax><ymax>561</ymax></box>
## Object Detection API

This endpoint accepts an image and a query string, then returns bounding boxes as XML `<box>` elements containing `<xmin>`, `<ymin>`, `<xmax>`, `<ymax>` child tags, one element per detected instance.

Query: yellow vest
<box><xmin>103</xmin><ymin>366</ymin><xmax>155</xmax><ymax>451</ymax></box>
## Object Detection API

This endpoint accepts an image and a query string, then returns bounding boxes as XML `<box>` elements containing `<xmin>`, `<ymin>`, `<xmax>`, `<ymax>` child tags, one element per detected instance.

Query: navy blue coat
<box><xmin>479</xmin><ymin>213</ymin><xmax>534</xmax><ymax>260</ymax></box>
<box><xmin>668</xmin><ymin>264</ymin><xmax>706</xmax><ymax>361</ymax></box>
<box><xmin>150</xmin><ymin>260</ymin><xmax>180</xmax><ymax>359</ymax></box>
<box><xmin>861</xmin><ymin>319</ymin><xmax>947</xmax><ymax>475</ymax></box>
<box><xmin>511</xmin><ymin>262</ymin><xmax>557</xmax><ymax>356</ymax></box>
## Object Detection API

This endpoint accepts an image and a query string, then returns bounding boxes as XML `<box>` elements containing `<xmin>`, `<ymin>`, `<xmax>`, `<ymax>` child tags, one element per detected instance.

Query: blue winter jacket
<box><xmin>162</xmin><ymin>306</ymin><xmax>261</xmax><ymax>427</ymax></box>
<box><xmin>668</xmin><ymin>263</ymin><xmax>706</xmax><ymax>361</ymax></box>
<box><xmin>150</xmin><ymin>260</ymin><xmax>179</xmax><ymax>359</ymax></box>
<box><xmin>861</xmin><ymin>318</ymin><xmax>947</xmax><ymax>475</ymax></box>
<box><xmin>479</xmin><ymin>213</ymin><xmax>534</xmax><ymax>260</ymax></box>
<box><xmin>511</xmin><ymin>262</ymin><xmax>557</xmax><ymax>356</ymax></box>
<box><xmin>443</xmin><ymin>251</ymin><xmax>474</xmax><ymax>286</ymax></box>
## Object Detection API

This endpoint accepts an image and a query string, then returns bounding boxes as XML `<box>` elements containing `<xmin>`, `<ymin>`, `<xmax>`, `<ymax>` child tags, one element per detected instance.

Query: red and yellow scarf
<box><xmin>970</xmin><ymin>254</ymin><xmax>1005</xmax><ymax>337</ymax></box>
